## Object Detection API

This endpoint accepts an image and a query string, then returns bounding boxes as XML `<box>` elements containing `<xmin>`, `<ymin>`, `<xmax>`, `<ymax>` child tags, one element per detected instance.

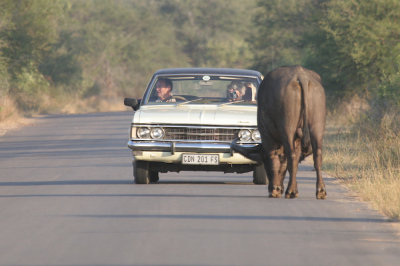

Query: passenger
<box><xmin>226</xmin><ymin>82</ymin><xmax>242</xmax><ymax>102</ymax></box>
<box><xmin>155</xmin><ymin>78</ymin><xmax>176</xmax><ymax>103</ymax></box>
<box><xmin>242</xmin><ymin>82</ymin><xmax>257</xmax><ymax>102</ymax></box>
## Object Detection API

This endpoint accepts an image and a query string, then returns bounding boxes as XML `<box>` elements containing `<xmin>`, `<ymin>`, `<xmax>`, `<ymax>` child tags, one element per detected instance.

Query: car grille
<box><xmin>164</xmin><ymin>127</ymin><xmax>239</xmax><ymax>142</ymax></box>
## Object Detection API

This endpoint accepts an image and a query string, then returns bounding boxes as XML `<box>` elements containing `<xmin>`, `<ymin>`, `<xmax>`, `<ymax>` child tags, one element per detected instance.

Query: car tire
<box><xmin>133</xmin><ymin>160</ymin><xmax>150</xmax><ymax>184</ymax></box>
<box><xmin>253</xmin><ymin>163</ymin><xmax>267</xmax><ymax>185</ymax></box>
<box><xmin>149</xmin><ymin>169</ymin><xmax>159</xmax><ymax>183</ymax></box>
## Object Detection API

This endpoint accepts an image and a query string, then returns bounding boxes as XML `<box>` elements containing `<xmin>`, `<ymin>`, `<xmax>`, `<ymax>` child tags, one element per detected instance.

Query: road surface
<box><xmin>0</xmin><ymin>111</ymin><xmax>399</xmax><ymax>266</ymax></box>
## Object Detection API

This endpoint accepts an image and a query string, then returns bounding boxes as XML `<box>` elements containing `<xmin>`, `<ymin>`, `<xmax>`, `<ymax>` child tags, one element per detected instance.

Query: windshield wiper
<box><xmin>219</xmin><ymin>100</ymin><xmax>245</xmax><ymax>106</ymax></box>
<box><xmin>176</xmin><ymin>98</ymin><xmax>204</xmax><ymax>106</ymax></box>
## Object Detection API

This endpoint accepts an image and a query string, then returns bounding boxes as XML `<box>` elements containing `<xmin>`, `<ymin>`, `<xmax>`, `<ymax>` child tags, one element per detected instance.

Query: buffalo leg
<box><xmin>277</xmin><ymin>150</ymin><xmax>287</xmax><ymax>192</ymax></box>
<box><xmin>262</xmin><ymin>156</ymin><xmax>274</xmax><ymax>193</ymax></box>
<box><xmin>285</xmin><ymin>139</ymin><xmax>300</xmax><ymax>198</ymax></box>
<box><xmin>312</xmin><ymin>139</ymin><xmax>327</xmax><ymax>199</ymax></box>
<box><xmin>269</xmin><ymin>150</ymin><xmax>284</xmax><ymax>198</ymax></box>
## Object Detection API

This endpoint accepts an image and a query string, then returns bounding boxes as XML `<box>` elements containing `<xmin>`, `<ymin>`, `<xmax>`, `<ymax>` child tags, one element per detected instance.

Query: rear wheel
<box><xmin>253</xmin><ymin>164</ymin><xmax>267</xmax><ymax>185</ymax></box>
<box><xmin>133</xmin><ymin>160</ymin><xmax>150</xmax><ymax>184</ymax></box>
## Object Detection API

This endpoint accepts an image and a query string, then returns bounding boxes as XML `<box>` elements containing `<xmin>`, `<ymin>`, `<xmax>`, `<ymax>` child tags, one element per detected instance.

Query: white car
<box><xmin>124</xmin><ymin>68</ymin><xmax>266</xmax><ymax>184</ymax></box>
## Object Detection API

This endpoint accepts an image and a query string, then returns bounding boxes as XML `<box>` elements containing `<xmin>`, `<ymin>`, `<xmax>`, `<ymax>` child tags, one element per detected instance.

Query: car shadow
<box><xmin>157</xmin><ymin>180</ymin><xmax>254</xmax><ymax>185</ymax></box>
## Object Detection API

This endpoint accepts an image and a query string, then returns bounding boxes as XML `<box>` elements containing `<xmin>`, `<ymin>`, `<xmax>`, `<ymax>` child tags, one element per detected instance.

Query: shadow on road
<box><xmin>0</xmin><ymin>179</ymin><xmax>255</xmax><ymax>186</ymax></box>
<box><xmin>68</xmin><ymin>213</ymin><xmax>392</xmax><ymax>224</ymax></box>
<box><xmin>0</xmin><ymin>179</ymin><xmax>133</xmax><ymax>186</ymax></box>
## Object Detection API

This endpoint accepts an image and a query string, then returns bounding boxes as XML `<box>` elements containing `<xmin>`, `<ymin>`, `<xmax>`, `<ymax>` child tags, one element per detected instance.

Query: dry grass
<box><xmin>0</xmin><ymin>95</ymin><xmax>18</xmax><ymax>121</ymax></box>
<box><xmin>323</xmin><ymin>100</ymin><xmax>400</xmax><ymax>220</ymax></box>
<box><xmin>61</xmin><ymin>95</ymin><xmax>127</xmax><ymax>114</ymax></box>
<box><xmin>0</xmin><ymin>94</ymin><xmax>127</xmax><ymax>136</ymax></box>
<box><xmin>0</xmin><ymin>95</ymin><xmax>32</xmax><ymax>136</ymax></box>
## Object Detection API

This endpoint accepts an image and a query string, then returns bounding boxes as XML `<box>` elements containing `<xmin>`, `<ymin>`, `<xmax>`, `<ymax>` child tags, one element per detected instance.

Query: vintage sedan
<box><xmin>124</xmin><ymin>68</ymin><xmax>266</xmax><ymax>184</ymax></box>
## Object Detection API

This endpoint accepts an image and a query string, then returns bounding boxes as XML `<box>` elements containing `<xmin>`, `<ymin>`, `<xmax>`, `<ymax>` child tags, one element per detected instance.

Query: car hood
<box><xmin>132</xmin><ymin>104</ymin><xmax>257</xmax><ymax>126</ymax></box>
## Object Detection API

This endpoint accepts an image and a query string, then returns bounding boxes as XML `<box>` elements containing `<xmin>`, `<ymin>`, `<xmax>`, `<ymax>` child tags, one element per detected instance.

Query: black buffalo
<box><xmin>232</xmin><ymin>66</ymin><xmax>327</xmax><ymax>199</ymax></box>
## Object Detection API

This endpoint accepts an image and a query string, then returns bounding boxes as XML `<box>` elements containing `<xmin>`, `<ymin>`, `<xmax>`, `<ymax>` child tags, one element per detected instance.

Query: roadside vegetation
<box><xmin>0</xmin><ymin>0</ymin><xmax>255</xmax><ymax>119</ymax></box>
<box><xmin>0</xmin><ymin>0</ymin><xmax>399</xmax><ymax>219</ymax></box>
<box><xmin>324</xmin><ymin>99</ymin><xmax>400</xmax><ymax>220</ymax></box>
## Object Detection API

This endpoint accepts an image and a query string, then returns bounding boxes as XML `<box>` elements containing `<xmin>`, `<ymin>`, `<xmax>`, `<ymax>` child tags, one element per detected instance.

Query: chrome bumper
<box><xmin>127</xmin><ymin>140</ymin><xmax>259</xmax><ymax>154</ymax></box>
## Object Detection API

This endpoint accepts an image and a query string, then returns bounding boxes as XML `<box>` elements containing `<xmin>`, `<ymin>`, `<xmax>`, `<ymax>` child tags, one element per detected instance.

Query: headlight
<box><xmin>150</xmin><ymin>127</ymin><xmax>164</xmax><ymax>139</ymax></box>
<box><xmin>137</xmin><ymin>127</ymin><xmax>150</xmax><ymax>138</ymax></box>
<box><xmin>238</xmin><ymin>129</ymin><xmax>251</xmax><ymax>141</ymax></box>
<box><xmin>252</xmin><ymin>129</ymin><xmax>261</xmax><ymax>142</ymax></box>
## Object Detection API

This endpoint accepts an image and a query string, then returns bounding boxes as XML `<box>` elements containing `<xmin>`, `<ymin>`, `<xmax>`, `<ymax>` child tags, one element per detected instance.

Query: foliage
<box><xmin>1</xmin><ymin>0</ymin><xmax>64</xmax><ymax>79</ymax></box>
<box><xmin>376</xmin><ymin>72</ymin><xmax>400</xmax><ymax>107</ymax></box>
<box><xmin>0</xmin><ymin>56</ymin><xmax>9</xmax><ymax>96</ymax></box>
<box><xmin>250</xmin><ymin>0</ymin><xmax>319</xmax><ymax>72</ymax></box>
<box><xmin>1</xmin><ymin>0</ymin><xmax>399</xmax><ymax>114</ymax></box>
<box><xmin>159</xmin><ymin>0</ymin><xmax>256</xmax><ymax>68</ymax></box>
<box><xmin>250</xmin><ymin>0</ymin><xmax>400</xmax><ymax>103</ymax></box>
<box><xmin>0</xmin><ymin>0</ymin><xmax>11</xmax><ymax>89</ymax></box>
<box><xmin>310</xmin><ymin>0</ymin><xmax>400</xmax><ymax>98</ymax></box>
<box><xmin>60</xmin><ymin>0</ymin><xmax>191</xmax><ymax>98</ymax></box>
<box><xmin>0</xmin><ymin>0</ymin><xmax>66</xmax><ymax>111</ymax></box>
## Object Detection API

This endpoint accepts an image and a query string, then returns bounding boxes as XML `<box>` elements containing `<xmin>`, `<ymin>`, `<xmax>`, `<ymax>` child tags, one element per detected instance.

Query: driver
<box><xmin>155</xmin><ymin>78</ymin><xmax>176</xmax><ymax>103</ymax></box>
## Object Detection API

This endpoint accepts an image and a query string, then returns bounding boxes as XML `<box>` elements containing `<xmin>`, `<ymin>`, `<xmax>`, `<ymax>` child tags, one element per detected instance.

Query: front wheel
<box><xmin>133</xmin><ymin>160</ymin><xmax>150</xmax><ymax>184</ymax></box>
<box><xmin>149</xmin><ymin>170</ymin><xmax>159</xmax><ymax>183</ymax></box>
<box><xmin>253</xmin><ymin>164</ymin><xmax>267</xmax><ymax>185</ymax></box>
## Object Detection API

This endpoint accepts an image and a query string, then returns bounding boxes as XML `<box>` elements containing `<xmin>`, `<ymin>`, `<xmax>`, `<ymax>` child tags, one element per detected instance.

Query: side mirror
<box><xmin>124</xmin><ymin>98</ymin><xmax>141</xmax><ymax>111</ymax></box>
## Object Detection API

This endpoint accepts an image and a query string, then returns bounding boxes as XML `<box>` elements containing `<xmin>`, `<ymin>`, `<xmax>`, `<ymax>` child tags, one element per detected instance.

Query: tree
<box><xmin>250</xmin><ymin>0</ymin><xmax>400</xmax><ymax>102</ymax></box>
<box><xmin>0</xmin><ymin>0</ymin><xmax>66</xmax><ymax>110</ymax></box>
<box><xmin>158</xmin><ymin>0</ymin><xmax>256</xmax><ymax>68</ymax></box>
<box><xmin>1</xmin><ymin>0</ymin><xmax>261</xmax><ymax>114</ymax></box>
<box><xmin>0</xmin><ymin>0</ymin><xmax>13</xmax><ymax>95</ymax></box>
<box><xmin>62</xmin><ymin>0</ymin><xmax>190</xmax><ymax>98</ymax></box>
<box><xmin>2</xmin><ymin>0</ymin><xmax>64</xmax><ymax>77</ymax></box>
<box><xmin>308</xmin><ymin>0</ymin><xmax>400</xmax><ymax>98</ymax></box>
<box><xmin>249</xmin><ymin>0</ymin><xmax>319</xmax><ymax>73</ymax></box>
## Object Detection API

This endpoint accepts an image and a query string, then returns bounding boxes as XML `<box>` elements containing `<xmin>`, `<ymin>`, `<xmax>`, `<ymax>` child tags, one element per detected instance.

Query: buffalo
<box><xmin>232</xmin><ymin>66</ymin><xmax>327</xmax><ymax>199</ymax></box>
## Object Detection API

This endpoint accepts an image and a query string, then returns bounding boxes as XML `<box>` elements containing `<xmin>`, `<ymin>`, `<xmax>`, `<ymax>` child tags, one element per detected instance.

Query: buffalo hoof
<box><xmin>269</xmin><ymin>186</ymin><xmax>283</xmax><ymax>198</ymax></box>
<box><xmin>316</xmin><ymin>188</ymin><xmax>327</xmax><ymax>199</ymax></box>
<box><xmin>285</xmin><ymin>190</ymin><xmax>298</xmax><ymax>199</ymax></box>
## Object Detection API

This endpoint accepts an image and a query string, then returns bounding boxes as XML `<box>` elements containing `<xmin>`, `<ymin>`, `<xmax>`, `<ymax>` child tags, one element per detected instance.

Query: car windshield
<box><xmin>143</xmin><ymin>74</ymin><xmax>259</xmax><ymax>105</ymax></box>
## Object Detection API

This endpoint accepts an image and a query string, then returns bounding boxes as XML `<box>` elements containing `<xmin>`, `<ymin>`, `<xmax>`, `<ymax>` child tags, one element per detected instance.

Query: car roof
<box><xmin>153</xmin><ymin>68</ymin><xmax>262</xmax><ymax>78</ymax></box>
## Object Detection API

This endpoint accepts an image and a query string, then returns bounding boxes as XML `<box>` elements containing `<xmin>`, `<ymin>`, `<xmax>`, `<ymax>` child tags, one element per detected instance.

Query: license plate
<box><xmin>182</xmin><ymin>154</ymin><xmax>219</xmax><ymax>165</ymax></box>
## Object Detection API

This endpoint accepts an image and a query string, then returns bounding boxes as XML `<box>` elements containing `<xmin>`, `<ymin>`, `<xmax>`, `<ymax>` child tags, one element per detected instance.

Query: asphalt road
<box><xmin>0</xmin><ymin>111</ymin><xmax>399</xmax><ymax>266</ymax></box>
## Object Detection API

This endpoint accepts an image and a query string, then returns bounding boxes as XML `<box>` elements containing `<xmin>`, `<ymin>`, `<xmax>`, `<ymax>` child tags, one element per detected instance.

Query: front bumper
<box><xmin>127</xmin><ymin>140</ymin><xmax>260</xmax><ymax>165</ymax></box>
<box><xmin>127</xmin><ymin>140</ymin><xmax>259</xmax><ymax>154</ymax></box>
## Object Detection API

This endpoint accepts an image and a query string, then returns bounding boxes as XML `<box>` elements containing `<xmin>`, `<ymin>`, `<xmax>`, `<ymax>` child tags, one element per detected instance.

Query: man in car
<box><xmin>226</xmin><ymin>81</ymin><xmax>242</xmax><ymax>102</ymax></box>
<box><xmin>155</xmin><ymin>78</ymin><xmax>176</xmax><ymax>103</ymax></box>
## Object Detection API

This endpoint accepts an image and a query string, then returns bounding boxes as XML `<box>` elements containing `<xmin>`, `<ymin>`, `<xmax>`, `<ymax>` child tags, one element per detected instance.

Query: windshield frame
<box><xmin>141</xmin><ymin>73</ymin><xmax>261</xmax><ymax>106</ymax></box>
